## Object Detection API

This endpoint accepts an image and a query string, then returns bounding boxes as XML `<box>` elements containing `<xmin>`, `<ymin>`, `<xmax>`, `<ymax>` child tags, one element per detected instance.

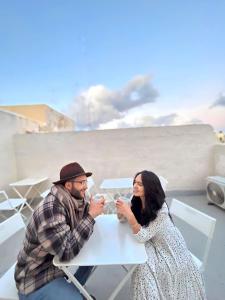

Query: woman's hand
<box><xmin>115</xmin><ymin>199</ymin><xmax>133</xmax><ymax>221</ymax></box>
<box><xmin>116</xmin><ymin>198</ymin><xmax>141</xmax><ymax>233</ymax></box>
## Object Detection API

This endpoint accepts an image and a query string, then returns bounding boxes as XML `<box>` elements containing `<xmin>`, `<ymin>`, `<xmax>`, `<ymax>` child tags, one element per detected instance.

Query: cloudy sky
<box><xmin>0</xmin><ymin>0</ymin><xmax>225</xmax><ymax>131</ymax></box>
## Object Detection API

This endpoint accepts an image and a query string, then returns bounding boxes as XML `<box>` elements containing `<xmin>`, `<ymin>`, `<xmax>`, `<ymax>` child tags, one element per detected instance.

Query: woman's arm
<box><xmin>116</xmin><ymin>199</ymin><xmax>168</xmax><ymax>243</ymax></box>
<box><xmin>133</xmin><ymin>211</ymin><xmax>167</xmax><ymax>243</ymax></box>
<box><xmin>127</xmin><ymin>213</ymin><xmax>141</xmax><ymax>234</ymax></box>
<box><xmin>115</xmin><ymin>199</ymin><xmax>141</xmax><ymax>233</ymax></box>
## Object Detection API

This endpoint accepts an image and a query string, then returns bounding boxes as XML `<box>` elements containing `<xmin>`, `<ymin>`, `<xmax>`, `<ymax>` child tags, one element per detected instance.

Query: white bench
<box><xmin>0</xmin><ymin>213</ymin><xmax>26</xmax><ymax>300</ymax></box>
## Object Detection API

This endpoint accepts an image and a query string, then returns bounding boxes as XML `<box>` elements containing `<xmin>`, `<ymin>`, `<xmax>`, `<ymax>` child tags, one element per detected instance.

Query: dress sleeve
<box><xmin>37</xmin><ymin>203</ymin><xmax>95</xmax><ymax>261</ymax></box>
<box><xmin>133</xmin><ymin>209</ymin><xmax>167</xmax><ymax>243</ymax></box>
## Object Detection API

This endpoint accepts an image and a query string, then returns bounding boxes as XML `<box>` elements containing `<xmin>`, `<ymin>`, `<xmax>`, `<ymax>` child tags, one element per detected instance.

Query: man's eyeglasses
<box><xmin>70</xmin><ymin>180</ymin><xmax>88</xmax><ymax>186</ymax></box>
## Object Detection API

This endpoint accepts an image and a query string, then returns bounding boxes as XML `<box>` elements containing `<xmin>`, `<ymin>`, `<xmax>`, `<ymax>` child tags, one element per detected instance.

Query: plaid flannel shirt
<box><xmin>15</xmin><ymin>184</ymin><xmax>95</xmax><ymax>295</ymax></box>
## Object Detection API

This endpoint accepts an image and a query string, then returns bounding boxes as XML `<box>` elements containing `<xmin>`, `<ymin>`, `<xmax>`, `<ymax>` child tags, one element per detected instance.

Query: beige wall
<box><xmin>0</xmin><ymin>104</ymin><xmax>75</xmax><ymax>132</ymax></box>
<box><xmin>0</xmin><ymin>105</ymin><xmax>47</xmax><ymax>123</ymax></box>
<box><xmin>213</xmin><ymin>144</ymin><xmax>225</xmax><ymax>176</ymax></box>
<box><xmin>44</xmin><ymin>105</ymin><xmax>75</xmax><ymax>132</ymax></box>
<box><xmin>13</xmin><ymin>124</ymin><xmax>216</xmax><ymax>191</ymax></box>
<box><xmin>0</xmin><ymin>110</ymin><xmax>38</xmax><ymax>189</ymax></box>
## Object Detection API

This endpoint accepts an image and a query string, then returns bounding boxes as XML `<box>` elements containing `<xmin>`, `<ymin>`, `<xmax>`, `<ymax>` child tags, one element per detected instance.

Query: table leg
<box><xmin>60</xmin><ymin>266</ymin><xmax>94</xmax><ymax>300</ymax></box>
<box><xmin>108</xmin><ymin>264</ymin><xmax>137</xmax><ymax>300</ymax></box>
<box><xmin>12</xmin><ymin>187</ymin><xmax>34</xmax><ymax>213</ymax></box>
<box><xmin>19</xmin><ymin>200</ymin><xmax>34</xmax><ymax>213</ymax></box>
<box><xmin>30</xmin><ymin>180</ymin><xmax>48</xmax><ymax>203</ymax></box>
<box><xmin>24</xmin><ymin>185</ymin><xmax>39</xmax><ymax>206</ymax></box>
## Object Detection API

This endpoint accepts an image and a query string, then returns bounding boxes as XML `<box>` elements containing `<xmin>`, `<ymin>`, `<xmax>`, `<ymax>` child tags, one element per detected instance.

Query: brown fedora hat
<box><xmin>53</xmin><ymin>162</ymin><xmax>92</xmax><ymax>184</ymax></box>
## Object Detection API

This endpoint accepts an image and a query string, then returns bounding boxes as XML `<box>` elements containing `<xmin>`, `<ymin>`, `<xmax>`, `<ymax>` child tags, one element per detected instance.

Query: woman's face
<box><xmin>133</xmin><ymin>174</ymin><xmax>145</xmax><ymax>198</ymax></box>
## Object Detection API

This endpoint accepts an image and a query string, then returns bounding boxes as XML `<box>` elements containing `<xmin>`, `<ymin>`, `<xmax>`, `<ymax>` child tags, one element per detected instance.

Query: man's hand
<box><xmin>88</xmin><ymin>196</ymin><xmax>105</xmax><ymax>219</ymax></box>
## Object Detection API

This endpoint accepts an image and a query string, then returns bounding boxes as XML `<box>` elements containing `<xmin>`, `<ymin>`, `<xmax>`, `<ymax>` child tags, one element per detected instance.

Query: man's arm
<box><xmin>37</xmin><ymin>204</ymin><xmax>95</xmax><ymax>261</ymax></box>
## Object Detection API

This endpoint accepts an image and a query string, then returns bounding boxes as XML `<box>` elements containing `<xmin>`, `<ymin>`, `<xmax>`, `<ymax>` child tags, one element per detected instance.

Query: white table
<box><xmin>87</xmin><ymin>177</ymin><xmax>95</xmax><ymax>190</ymax></box>
<box><xmin>100</xmin><ymin>177</ymin><xmax>133</xmax><ymax>190</ymax></box>
<box><xmin>99</xmin><ymin>177</ymin><xmax>133</xmax><ymax>203</ymax></box>
<box><xmin>9</xmin><ymin>177</ymin><xmax>48</xmax><ymax>212</ymax></box>
<box><xmin>53</xmin><ymin>214</ymin><xmax>147</xmax><ymax>300</ymax></box>
<box><xmin>100</xmin><ymin>176</ymin><xmax>168</xmax><ymax>192</ymax></box>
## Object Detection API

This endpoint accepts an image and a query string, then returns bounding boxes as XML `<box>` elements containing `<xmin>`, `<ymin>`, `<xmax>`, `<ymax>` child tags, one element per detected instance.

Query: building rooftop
<box><xmin>1</xmin><ymin>192</ymin><xmax>224</xmax><ymax>300</ymax></box>
<box><xmin>0</xmin><ymin>123</ymin><xmax>224</xmax><ymax>299</ymax></box>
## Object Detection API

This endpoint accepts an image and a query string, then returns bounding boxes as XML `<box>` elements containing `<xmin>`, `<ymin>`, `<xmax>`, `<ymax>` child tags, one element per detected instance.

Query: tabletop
<box><xmin>100</xmin><ymin>178</ymin><xmax>133</xmax><ymax>190</ymax></box>
<box><xmin>87</xmin><ymin>177</ymin><xmax>95</xmax><ymax>190</ymax></box>
<box><xmin>9</xmin><ymin>177</ymin><xmax>48</xmax><ymax>187</ymax></box>
<box><xmin>100</xmin><ymin>176</ymin><xmax>168</xmax><ymax>192</ymax></box>
<box><xmin>54</xmin><ymin>214</ymin><xmax>147</xmax><ymax>267</ymax></box>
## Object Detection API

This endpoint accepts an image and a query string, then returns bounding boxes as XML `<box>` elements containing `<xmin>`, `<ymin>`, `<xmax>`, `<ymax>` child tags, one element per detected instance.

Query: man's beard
<box><xmin>70</xmin><ymin>187</ymin><xmax>84</xmax><ymax>200</ymax></box>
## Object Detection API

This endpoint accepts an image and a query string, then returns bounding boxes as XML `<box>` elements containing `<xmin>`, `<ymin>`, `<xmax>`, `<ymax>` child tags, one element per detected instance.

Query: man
<box><xmin>15</xmin><ymin>162</ymin><xmax>105</xmax><ymax>300</ymax></box>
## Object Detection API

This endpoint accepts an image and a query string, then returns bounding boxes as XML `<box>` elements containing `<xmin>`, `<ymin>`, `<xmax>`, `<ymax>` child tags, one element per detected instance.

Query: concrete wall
<box><xmin>213</xmin><ymin>144</ymin><xmax>225</xmax><ymax>176</ymax></box>
<box><xmin>0</xmin><ymin>110</ymin><xmax>38</xmax><ymax>189</ymax></box>
<box><xmin>13</xmin><ymin>124</ymin><xmax>216</xmax><ymax>191</ymax></box>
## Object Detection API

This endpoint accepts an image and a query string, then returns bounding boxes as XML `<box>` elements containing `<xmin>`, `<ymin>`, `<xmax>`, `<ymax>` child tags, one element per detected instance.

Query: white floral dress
<box><xmin>131</xmin><ymin>203</ymin><xmax>206</xmax><ymax>300</ymax></box>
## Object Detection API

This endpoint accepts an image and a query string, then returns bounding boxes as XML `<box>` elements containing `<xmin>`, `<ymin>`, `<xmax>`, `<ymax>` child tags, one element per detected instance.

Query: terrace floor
<box><xmin>1</xmin><ymin>193</ymin><xmax>224</xmax><ymax>300</ymax></box>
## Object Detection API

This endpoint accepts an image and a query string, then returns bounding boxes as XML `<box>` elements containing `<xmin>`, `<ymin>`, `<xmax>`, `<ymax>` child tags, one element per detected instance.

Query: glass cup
<box><xmin>115</xmin><ymin>197</ymin><xmax>129</xmax><ymax>223</ymax></box>
<box><xmin>117</xmin><ymin>212</ymin><xmax>127</xmax><ymax>223</ymax></box>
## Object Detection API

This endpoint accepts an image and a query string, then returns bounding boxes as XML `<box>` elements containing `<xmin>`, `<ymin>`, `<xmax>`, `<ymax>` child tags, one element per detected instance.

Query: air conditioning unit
<box><xmin>206</xmin><ymin>176</ymin><xmax>225</xmax><ymax>209</ymax></box>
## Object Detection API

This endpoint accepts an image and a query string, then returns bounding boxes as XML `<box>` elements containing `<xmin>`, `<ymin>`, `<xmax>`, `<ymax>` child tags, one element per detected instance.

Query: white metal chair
<box><xmin>0</xmin><ymin>213</ymin><xmax>26</xmax><ymax>300</ymax></box>
<box><xmin>158</xmin><ymin>176</ymin><xmax>168</xmax><ymax>192</ymax></box>
<box><xmin>40</xmin><ymin>189</ymin><xmax>50</xmax><ymax>198</ymax></box>
<box><xmin>170</xmin><ymin>198</ymin><xmax>216</xmax><ymax>272</ymax></box>
<box><xmin>0</xmin><ymin>190</ymin><xmax>27</xmax><ymax>220</ymax></box>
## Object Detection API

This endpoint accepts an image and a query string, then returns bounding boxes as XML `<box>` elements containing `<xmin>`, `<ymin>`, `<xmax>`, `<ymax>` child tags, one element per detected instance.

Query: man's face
<box><xmin>68</xmin><ymin>175</ymin><xmax>88</xmax><ymax>199</ymax></box>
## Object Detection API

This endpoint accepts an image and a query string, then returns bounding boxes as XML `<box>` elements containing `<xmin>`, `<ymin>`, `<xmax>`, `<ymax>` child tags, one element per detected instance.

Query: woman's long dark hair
<box><xmin>131</xmin><ymin>170</ymin><xmax>165</xmax><ymax>226</ymax></box>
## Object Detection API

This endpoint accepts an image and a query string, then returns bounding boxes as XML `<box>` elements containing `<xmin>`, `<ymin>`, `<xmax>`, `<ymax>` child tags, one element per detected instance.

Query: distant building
<box><xmin>0</xmin><ymin>104</ymin><xmax>75</xmax><ymax>132</ymax></box>
<box><xmin>217</xmin><ymin>130</ymin><xmax>225</xmax><ymax>143</ymax></box>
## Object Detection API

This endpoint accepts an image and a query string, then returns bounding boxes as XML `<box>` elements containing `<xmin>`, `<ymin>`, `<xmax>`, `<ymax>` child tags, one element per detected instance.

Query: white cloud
<box><xmin>66</xmin><ymin>75</ymin><xmax>225</xmax><ymax>131</ymax></box>
<box><xmin>188</xmin><ymin>105</ymin><xmax>225</xmax><ymax>129</ymax></box>
<box><xmin>98</xmin><ymin>112</ymin><xmax>200</xmax><ymax>130</ymax></box>
<box><xmin>67</xmin><ymin>75</ymin><xmax>158</xmax><ymax>129</ymax></box>
<box><xmin>210</xmin><ymin>93</ymin><xmax>225</xmax><ymax>108</ymax></box>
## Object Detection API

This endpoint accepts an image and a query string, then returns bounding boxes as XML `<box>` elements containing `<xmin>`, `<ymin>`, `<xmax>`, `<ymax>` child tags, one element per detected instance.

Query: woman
<box><xmin>116</xmin><ymin>170</ymin><xmax>206</xmax><ymax>300</ymax></box>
